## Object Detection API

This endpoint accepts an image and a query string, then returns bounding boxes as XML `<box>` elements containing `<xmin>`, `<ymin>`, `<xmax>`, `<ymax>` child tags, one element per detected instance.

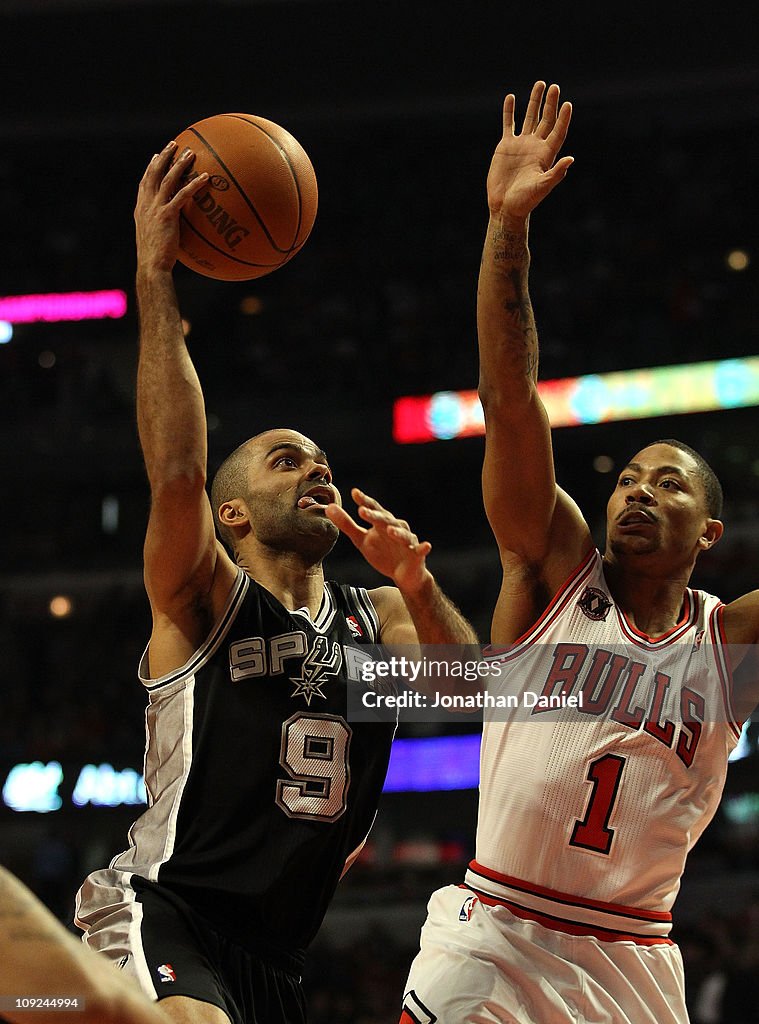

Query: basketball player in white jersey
<box><xmin>74</xmin><ymin>144</ymin><xmax>477</xmax><ymax>1024</ymax></box>
<box><xmin>400</xmin><ymin>82</ymin><xmax>759</xmax><ymax>1024</ymax></box>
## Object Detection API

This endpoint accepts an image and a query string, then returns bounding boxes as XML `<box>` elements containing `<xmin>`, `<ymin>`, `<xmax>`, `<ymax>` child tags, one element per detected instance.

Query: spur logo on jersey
<box><xmin>578</xmin><ymin>586</ymin><xmax>612</xmax><ymax>621</ymax></box>
<box><xmin>156</xmin><ymin>963</ymin><xmax>176</xmax><ymax>983</ymax></box>
<box><xmin>229</xmin><ymin>630</ymin><xmax>344</xmax><ymax>704</ymax></box>
<box><xmin>459</xmin><ymin>894</ymin><xmax>479</xmax><ymax>921</ymax></box>
<box><xmin>289</xmin><ymin>634</ymin><xmax>343</xmax><ymax>705</ymax></box>
<box><xmin>531</xmin><ymin>643</ymin><xmax>705</xmax><ymax>767</ymax></box>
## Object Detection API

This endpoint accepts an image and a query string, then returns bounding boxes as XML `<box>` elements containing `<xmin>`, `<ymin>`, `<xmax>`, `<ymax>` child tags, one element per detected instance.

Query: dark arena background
<box><xmin>2</xmin><ymin>2</ymin><xmax>759</xmax><ymax>1021</ymax></box>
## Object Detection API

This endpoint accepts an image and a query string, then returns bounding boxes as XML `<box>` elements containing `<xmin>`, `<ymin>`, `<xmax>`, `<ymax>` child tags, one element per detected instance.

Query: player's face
<box><xmin>243</xmin><ymin>429</ymin><xmax>342</xmax><ymax>556</ymax></box>
<box><xmin>605</xmin><ymin>444</ymin><xmax>716</xmax><ymax>563</ymax></box>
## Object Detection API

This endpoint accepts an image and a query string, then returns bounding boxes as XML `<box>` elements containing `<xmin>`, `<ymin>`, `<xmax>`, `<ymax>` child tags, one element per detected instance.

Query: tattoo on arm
<box><xmin>500</xmin><ymin>267</ymin><xmax>538</xmax><ymax>381</ymax></box>
<box><xmin>479</xmin><ymin>225</ymin><xmax>539</xmax><ymax>384</ymax></box>
<box><xmin>491</xmin><ymin>227</ymin><xmax>529</xmax><ymax>265</ymax></box>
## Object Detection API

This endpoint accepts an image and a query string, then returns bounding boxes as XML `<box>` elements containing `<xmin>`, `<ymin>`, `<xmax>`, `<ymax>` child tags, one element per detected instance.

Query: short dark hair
<box><xmin>210</xmin><ymin>440</ymin><xmax>254</xmax><ymax>549</ymax></box>
<box><xmin>652</xmin><ymin>439</ymin><xmax>723</xmax><ymax>519</ymax></box>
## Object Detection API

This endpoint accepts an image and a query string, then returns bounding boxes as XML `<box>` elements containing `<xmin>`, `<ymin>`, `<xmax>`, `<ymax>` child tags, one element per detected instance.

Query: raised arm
<box><xmin>135</xmin><ymin>143</ymin><xmax>237</xmax><ymax>676</ymax></box>
<box><xmin>478</xmin><ymin>83</ymin><xmax>592</xmax><ymax>637</ymax></box>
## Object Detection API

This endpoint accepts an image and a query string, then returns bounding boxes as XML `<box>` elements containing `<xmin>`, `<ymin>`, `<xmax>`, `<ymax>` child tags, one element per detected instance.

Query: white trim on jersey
<box><xmin>139</xmin><ymin>569</ymin><xmax>250</xmax><ymax>691</ymax></box>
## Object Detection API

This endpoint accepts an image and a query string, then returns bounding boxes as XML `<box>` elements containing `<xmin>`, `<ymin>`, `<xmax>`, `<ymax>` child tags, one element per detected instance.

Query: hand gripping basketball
<box><xmin>172</xmin><ymin>113</ymin><xmax>318</xmax><ymax>281</ymax></box>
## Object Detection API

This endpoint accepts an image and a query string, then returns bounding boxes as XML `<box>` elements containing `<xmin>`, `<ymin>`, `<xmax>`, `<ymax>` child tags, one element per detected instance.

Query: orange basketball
<box><xmin>173</xmin><ymin>113</ymin><xmax>318</xmax><ymax>281</ymax></box>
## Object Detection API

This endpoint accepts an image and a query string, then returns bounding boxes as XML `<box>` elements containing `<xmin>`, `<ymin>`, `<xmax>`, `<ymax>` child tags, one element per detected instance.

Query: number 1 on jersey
<box><xmin>570</xmin><ymin>754</ymin><xmax>626</xmax><ymax>855</ymax></box>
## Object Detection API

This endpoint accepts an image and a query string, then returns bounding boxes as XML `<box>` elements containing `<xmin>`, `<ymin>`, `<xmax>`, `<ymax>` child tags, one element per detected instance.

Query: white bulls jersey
<box><xmin>470</xmin><ymin>548</ymin><xmax>742</xmax><ymax>944</ymax></box>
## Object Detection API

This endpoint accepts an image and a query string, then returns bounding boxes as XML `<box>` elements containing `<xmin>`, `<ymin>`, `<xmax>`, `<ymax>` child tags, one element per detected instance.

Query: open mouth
<box><xmin>618</xmin><ymin>509</ymin><xmax>656</xmax><ymax>526</ymax></box>
<box><xmin>297</xmin><ymin>486</ymin><xmax>335</xmax><ymax>511</ymax></box>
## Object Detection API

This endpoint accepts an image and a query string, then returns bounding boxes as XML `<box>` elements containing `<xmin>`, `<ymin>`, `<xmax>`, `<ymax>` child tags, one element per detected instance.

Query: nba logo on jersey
<box><xmin>459</xmin><ymin>894</ymin><xmax>479</xmax><ymax>921</ymax></box>
<box><xmin>578</xmin><ymin>586</ymin><xmax>612</xmax><ymax>621</ymax></box>
<box><xmin>346</xmin><ymin>615</ymin><xmax>363</xmax><ymax>638</ymax></box>
<box><xmin>157</xmin><ymin>963</ymin><xmax>176</xmax><ymax>983</ymax></box>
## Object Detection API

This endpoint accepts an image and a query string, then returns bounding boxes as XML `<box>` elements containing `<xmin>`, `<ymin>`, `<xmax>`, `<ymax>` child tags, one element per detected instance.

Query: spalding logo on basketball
<box><xmin>173</xmin><ymin>113</ymin><xmax>318</xmax><ymax>281</ymax></box>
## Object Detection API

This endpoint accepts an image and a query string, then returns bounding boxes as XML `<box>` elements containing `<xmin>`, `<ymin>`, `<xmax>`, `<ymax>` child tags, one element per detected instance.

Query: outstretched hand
<box><xmin>326</xmin><ymin>488</ymin><xmax>432</xmax><ymax>594</ymax></box>
<box><xmin>134</xmin><ymin>141</ymin><xmax>209</xmax><ymax>274</ymax></box>
<box><xmin>487</xmin><ymin>81</ymin><xmax>573</xmax><ymax>223</ymax></box>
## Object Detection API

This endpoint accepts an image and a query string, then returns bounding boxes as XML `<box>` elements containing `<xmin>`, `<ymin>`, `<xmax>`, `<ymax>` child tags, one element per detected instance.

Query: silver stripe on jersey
<box><xmin>138</xmin><ymin>569</ymin><xmax>250</xmax><ymax>691</ymax></box>
<box><xmin>347</xmin><ymin>586</ymin><xmax>380</xmax><ymax>643</ymax></box>
<box><xmin>104</xmin><ymin>677</ymin><xmax>196</xmax><ymax>881</ymax></box>
<box><xmin>291</xmin><ymin>582</ymin><xmax>337</xmax><ymax>633</ymax></box>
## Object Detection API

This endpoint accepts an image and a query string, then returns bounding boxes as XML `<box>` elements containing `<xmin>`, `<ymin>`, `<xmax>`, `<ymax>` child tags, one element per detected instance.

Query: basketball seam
<box><xmin>188</xmin><ymin>123</ymin><xmax>301</xmax><ymax>254</ymax></box>
<box><xmin>225</xmin><ymin>114</ymin><xmax>305</xmax><ymax>250</ymax></box>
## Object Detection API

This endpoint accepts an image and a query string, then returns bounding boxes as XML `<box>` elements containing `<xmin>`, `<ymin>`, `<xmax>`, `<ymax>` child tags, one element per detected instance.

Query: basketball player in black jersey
<box><xmin>74</xmin><ymin>143</ymin><xmax>477</xmax><ymax>1024</ymax></box>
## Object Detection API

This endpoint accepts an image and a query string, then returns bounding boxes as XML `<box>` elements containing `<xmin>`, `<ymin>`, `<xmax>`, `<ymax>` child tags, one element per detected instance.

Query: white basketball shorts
<box><xmin>400</xmin><ymin>885</ymin><xmax>689</xmax><ymax>1024</ymax></box>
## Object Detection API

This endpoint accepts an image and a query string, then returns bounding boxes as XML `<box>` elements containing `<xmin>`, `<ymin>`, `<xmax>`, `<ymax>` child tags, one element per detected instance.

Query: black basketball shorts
<box><xmin>79</xmin><ymin>874</ymin><xmax>306</xmax><ymax>1024</ymax></box>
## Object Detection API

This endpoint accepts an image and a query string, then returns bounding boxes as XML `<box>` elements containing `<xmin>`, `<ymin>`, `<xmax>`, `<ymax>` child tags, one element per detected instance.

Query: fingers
<box><xmin>160</xmin><ymin>148</ymin><xmax>199</xmax><ymax>202</ymax></box>
<box><xmin>140</xmin><ymin>141</ymin><xmax>208</xmax><ymax>208</ymax></box>
<box><xmin>354</xmin><ymin>488</ymin><xmax>408</xmax><ymax>531</ymax></box>
<box><xmin>168</xmin><ymin>166</ymin><xmax>209</xmax><ymax>211</ymax></box>
<box><xmin>325</xmin><ymin>503</ymin><xmax>366</xmax><ymax>546</ymax></box>
<box><xmin>140</xmin><ymin>140</ymin><xmax>178</xmax><ymax>191</ymax></box>
<box><xmin>350</xmin><ymin>488</ymin><xmax>426</xmax><ymax>548</ymax></box>
<box><xmin>519</xmin><ymin>82</ymin><xmax>569</xmax><ymax>148</ymax></box>
<box><xmin>501</xmin><ymin>94</ymin><xmax>516</xmax><ymax>139</ymax></box>
<box><xmin>351</xmin><ymin>486</ymin><xmax>381</xmax><ymax>511</ymax></box>
<box><xmin>351</xmin><ymin>487</ymin><xmax>396</xmax><ymax>524</ymax></box>
<box><xmin>535</xmin><ymin>83</ymin><xmax>560</xmax><ymax>140</ymax></box>
<box><xmin>389</xmin><ymin>524</ymin><xmax>432</xmax><ymax>556</ymax></box>
<box><xmin>546</xmin><ymin>100</ymin><xmax>573</xmax><ymax>152</ymax></box>
<box><xmin>520</xmin><ymin>81</ymin><xmax>546</xmax><ymax>135</ymax></box>
<box><xmin>544</xmin><ymin>155</ymin><xmax>574</xmax><ymax>189</ymax></box>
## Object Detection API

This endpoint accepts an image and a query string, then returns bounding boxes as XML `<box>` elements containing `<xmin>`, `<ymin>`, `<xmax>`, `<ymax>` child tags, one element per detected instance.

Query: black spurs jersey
<box><xmin>77</xmin><ymin>570</ymin><xmax>395</xmax><ymax>960</ymax></box>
